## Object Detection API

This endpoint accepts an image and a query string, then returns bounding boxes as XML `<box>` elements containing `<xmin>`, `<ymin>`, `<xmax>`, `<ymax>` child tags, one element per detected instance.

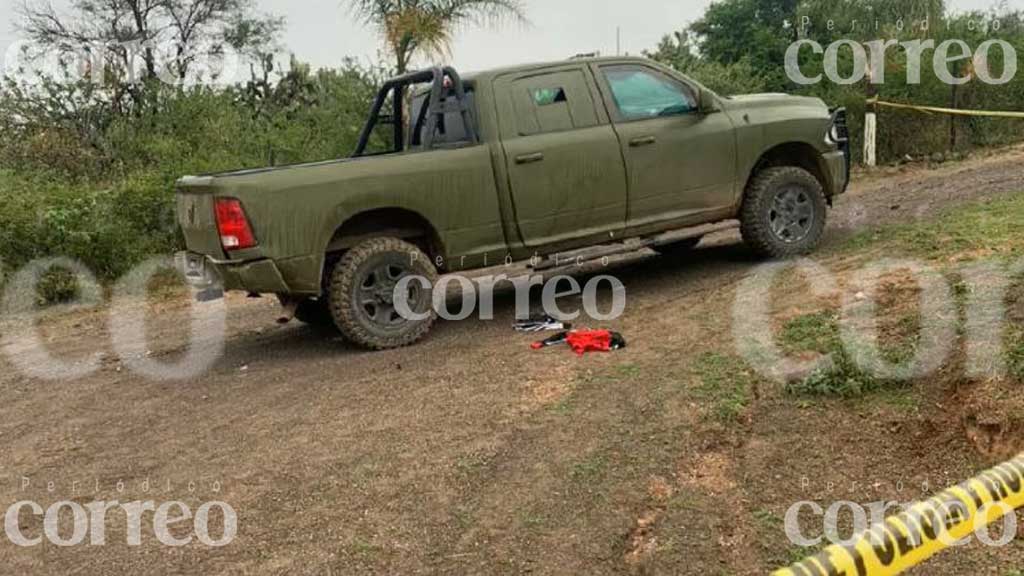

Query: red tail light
<box><xmin>214</xmin><ymin>198</ymin><xmax>257</xmax><ymax>251</ymax></box>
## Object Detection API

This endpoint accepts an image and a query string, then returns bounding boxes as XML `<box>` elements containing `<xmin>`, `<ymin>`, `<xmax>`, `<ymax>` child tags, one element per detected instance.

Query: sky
<box><xmin>0</xmin><ymin>0</ymin><xmax>1012</xmax><ymax>76</ymax></box>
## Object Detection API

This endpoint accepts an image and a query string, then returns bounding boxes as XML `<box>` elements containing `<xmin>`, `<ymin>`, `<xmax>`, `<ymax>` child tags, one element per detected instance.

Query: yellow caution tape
<box><xmin>867</xmin><ymin>97</ymin><xmax>1024</xmax><ymax>119</ymax></box>
<box><xmin>773</xmin><ymin>453</ymin><xmax>1024</xmax><ymax>576</ymax></box>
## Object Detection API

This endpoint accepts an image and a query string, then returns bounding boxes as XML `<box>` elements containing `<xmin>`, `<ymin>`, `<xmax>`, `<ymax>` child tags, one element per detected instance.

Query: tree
<box><xmin>16</xmin><ymin>0</ymin><xmax>282</xmax><ymax>107</ymax></box>
<box><xmin>688</xmin><ymin>0</ymin><xmax>799</xmax><ymax>91</ymax></box>
<box><xmin>691</xmin><ymin>0</ymin><xmax>799</xmax><ymax>64</ymax></box>
<box><xmin>644</xmin><ymin>29</ymin><xmax>773</xmax><ymax>95</ymax></box>
<box><xmin>346</xmin><ymin>0</ymin><xmax>527</xmax><ymax>75</ymax></box>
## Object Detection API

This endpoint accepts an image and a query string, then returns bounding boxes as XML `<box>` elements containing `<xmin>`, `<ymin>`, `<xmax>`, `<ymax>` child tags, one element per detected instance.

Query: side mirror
<box><xmin>699</xmin><ymin>88</ymin><xmax>721</xmax><ymax>114</ymax></box>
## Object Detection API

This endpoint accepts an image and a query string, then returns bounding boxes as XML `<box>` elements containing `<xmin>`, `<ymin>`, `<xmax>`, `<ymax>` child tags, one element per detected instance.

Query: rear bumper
<box><xmin>175</xmin><ymin>251</ymin><xmax>290</xmax><ymax>294</ymax></box>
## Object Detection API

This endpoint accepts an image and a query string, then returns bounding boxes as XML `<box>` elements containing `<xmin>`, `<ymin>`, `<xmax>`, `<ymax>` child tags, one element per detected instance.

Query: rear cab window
<box><xmin>409</xmin><ymin>87</ymin><xmax>478</xmax><ymax>148</ymax></box>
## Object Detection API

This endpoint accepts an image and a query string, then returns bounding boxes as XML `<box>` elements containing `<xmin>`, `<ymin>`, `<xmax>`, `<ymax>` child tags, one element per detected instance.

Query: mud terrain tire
<box><xmin>740</xmin><ymin>166</ymin><xmax>827</xmax><ymax>258</ymax></box>
<box><xmin>327</xmin><ymin>237</ymin><xmax>438</xmax><ymax>350</ymax></box>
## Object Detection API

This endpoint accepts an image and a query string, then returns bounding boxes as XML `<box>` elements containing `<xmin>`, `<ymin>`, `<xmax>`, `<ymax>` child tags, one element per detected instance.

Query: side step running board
<box><xmin>530</xmin><ymin>220</ymin><xmax>739</xmax><ymax>271</ymax></box>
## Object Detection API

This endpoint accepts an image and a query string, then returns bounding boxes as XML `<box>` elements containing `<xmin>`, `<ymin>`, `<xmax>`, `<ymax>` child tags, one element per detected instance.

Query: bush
<box><xmin>0</xmin><ymin>60</ymin><xmax>381</xmax><ymax>302</ymax></box>
<box><xmin>0</xmin><ymin>171</ymin><xmax>176</xmax><ymax>284</ymax></box>
<box><xmin>649</xmin><ymin>6</ymin><xmax>1024</xmax><ymax>166</ymax></box>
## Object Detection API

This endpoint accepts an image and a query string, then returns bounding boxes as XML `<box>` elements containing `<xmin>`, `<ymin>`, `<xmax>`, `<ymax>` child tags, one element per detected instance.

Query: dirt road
<box><xmin>3</xmin><ymin>147</ymin><xmax>1024</xmax><ymax>575</ymax></box>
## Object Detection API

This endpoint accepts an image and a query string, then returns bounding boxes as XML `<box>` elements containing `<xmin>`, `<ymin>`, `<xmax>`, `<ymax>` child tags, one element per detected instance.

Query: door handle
<box><xmin>629</xmin><ymin>136</ymin><xmax>657</xmax><ymax>147</ymax></box>
<box><xmin>515</xmin><ymin>152</ymin><xmax>545</xmax><ymax>164</ymax></box>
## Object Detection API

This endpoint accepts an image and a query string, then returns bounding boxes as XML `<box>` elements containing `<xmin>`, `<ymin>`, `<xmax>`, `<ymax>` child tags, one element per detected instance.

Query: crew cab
<box><xmin>176</xmin><ymin>56</ymin><xmax>850</xmax><ymax>349</ymax></box>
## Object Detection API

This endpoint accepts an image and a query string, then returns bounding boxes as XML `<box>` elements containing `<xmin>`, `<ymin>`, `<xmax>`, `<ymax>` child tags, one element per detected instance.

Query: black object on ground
<box><xmin>514</xmin><ymin>315</ymin><xmax>572</xmax><ymax>333</ymax></box>
<box><xmin>530</xmin><ymin>331</ymin><xmax>570</xmax><ymax>350</ymax></box>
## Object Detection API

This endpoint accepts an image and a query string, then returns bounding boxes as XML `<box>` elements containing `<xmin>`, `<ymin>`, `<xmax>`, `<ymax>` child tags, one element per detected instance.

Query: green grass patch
<box><xmin>780</xmin><ymin>309</ymin><xmax>921</xmax><ymax>399</ymax></box>
<box><xmin>779</xmin><ymin>312</ymin><xmax>876</xmax><ymax>398</ymax></box>
<box><xmin>348</xmin><ymin>536</ymin><xmax>382</xmax><ymax>557</ymax></box>
<box><xmin>779</xmin><ymin>311</ymin><xmax>840</xmax><ymax>354</ymax></box>
<box><xmin>831</xmin><ymin>194</ymin><xmax>1024</xmax><ymax>392</ymax></box>
<box><xmin>519</xmin><ymin>510</ymin><xmax>546</xmax><ymax>530</ymax></box>
<box><xmin>843</xmin><ymin>194</ymin><xmax>1024</xmax><ymax>262</ymax></box>
<box><xmin>785</xmin><ymin>346</ymin><xmax>891</xmax><ymax>398</ymax></box>
<box><xmin>879</xmin><ymin>314</ymin><xmax>921</xmax><ymax>366</ymax></box>
<box><xmin>454</xmin><ymin>451</ymin><xmax>493</xmax><ymax>476</ymax></box>
<box><xmin>874</xmin><ymin>387</ymin><xmax>920</xmax><ymax>411</ymax></box>
<box><xmin>691</xmin><ymin>352</ymin><xmax>756</xmax><ymax>422</ymax></box>
<box><xmin>569</xmin><ymin>453</ymin><xmax>608</xmax><ymax>484</ymax></box>
<box><xmin>1007</xmin><ymin>327</ymin><xmax>1024</xmax><ymax>381</ymax></box>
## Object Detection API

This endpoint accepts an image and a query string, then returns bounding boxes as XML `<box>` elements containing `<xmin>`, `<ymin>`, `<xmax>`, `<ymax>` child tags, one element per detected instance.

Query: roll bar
<box><xmin>352</xmin><ymin>66</ymin><xmax>478</xmax><ymax>157</ymax></box>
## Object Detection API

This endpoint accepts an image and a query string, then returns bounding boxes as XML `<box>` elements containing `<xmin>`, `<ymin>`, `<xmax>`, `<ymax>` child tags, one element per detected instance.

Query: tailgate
<box><xmin>176</xmin><ymin>177</ymin><xmax>226</xmax><ymax>258</ymax></box>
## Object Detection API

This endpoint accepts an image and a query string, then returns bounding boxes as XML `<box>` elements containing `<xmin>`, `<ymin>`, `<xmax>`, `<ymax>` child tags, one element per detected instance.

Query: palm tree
<box><xmin>348</xmin><ymin>0</ymin><xmax>528</xmax><ymax>75</ymax></box>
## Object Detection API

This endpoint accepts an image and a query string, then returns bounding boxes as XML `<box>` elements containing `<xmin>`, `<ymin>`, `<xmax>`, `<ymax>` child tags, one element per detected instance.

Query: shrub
<box><xmin>0</xmin><ymin>60</ymin><xmax>380</xmax><ymax>302</ymax></box>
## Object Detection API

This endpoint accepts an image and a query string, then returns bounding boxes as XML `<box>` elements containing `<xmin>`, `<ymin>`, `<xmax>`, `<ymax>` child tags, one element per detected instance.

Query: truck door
<box><xmin>495</xmin><ymin>68</ymin><xmax>627</xmax><ymax>248</ymax></box>
<box><xmin>594</xmin><ymin>63</ymin><xmax>737</xmax><ymax>229</ymax></box>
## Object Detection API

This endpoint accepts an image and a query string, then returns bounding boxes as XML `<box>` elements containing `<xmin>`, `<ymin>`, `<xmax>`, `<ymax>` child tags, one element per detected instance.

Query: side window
<box><xmin>509</xmin><ymin>70</ymin><xmax>598</xmax><ymax>136</ymax></box>
<box><xmin>601</xmin><ymin>66</ymin><xmax>698</xmax><ymax>121</ymax></box>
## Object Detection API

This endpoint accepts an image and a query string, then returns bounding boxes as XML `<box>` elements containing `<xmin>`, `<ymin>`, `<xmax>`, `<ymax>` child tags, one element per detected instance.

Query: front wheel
<box><xmin>327</xmin><ymin>237</ymin><xmax>439</xmax><ymax>350</ymax></box>
<box><xmin>740</xmin><ymin>166</ymin><xmax>827</xmax><ymax>258</ymax></box>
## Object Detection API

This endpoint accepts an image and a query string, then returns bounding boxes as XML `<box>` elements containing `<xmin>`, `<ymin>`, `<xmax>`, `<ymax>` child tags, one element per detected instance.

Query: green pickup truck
<box><xmin>176</xmin><ymin>56</ymin><xmax>850</xmax><ymax>349</ymax></box>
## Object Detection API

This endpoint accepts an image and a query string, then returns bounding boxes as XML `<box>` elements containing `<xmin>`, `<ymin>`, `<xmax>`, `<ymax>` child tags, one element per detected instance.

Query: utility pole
<box><xmin>616</xmin><ymin>27</ymin><xmax>621</xmax><ymax>56</ymax></box>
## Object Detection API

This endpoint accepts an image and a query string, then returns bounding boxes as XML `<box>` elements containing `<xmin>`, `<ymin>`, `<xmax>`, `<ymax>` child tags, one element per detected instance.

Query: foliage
<box><xmin>645</xmin><ymin>30</ymin><xmax>775</xmax><ymax>95</ymax></box>
<box><xmin>16</xmin><ymin>0</ymin><xmax>283</xmax><ymax>112</ymax></box>
<box><xmin>0</xmin><ymin>57</ymin><xmax>382</xmax><ymax>301</ymax></box>
<box><xmin>346</xmin><ymin>0</ymin><xmax>527</xmax><ymax>73</ymax></box>
<box><xmin>689</xmin><ymin>0</ymin><xmax>799</xmax><ymax>91</ymax></box>
<box><xmin>649</xmin><ymin>0</ymin><xmax>1024</xmax><ymax>164</ymax></box>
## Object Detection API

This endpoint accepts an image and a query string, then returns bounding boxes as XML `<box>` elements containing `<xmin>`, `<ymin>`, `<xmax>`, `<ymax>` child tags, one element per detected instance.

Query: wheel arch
<box><xmin>325</xmin><ymin>207</ymin><xmax>443</xmax><ymax>257</ymax></box>
<box><xmin>744</xmin><ymin>142</ymin><xmax>833</xmax><ymax>203</ymax></box>
<box><xmin>318</xmin><ymin>207</ymin><xmax>444</xmax><ymax>289</ymax></box>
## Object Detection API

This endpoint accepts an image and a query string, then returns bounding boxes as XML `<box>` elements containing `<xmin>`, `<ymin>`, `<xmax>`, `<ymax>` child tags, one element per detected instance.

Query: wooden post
<box><xmin>864</xmin><ymin>62</ymin><xmax>878</xmax><ymax>167</ymax></box>
<box><xmin>950</xmin><ymin>61</ymin><xmax>959</xmax><ymax>151</ymax></box>
<box><xmin>864</xmin><ymin>110</ymin><xmax>877</xmax><ymax>167</ymax></box>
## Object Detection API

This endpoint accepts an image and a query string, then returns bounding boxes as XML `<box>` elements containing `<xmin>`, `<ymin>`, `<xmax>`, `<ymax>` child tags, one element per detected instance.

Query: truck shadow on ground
<box><xmin>210</xmin><ymin>236</ymin><xmax>759</xmax><ymax>371</ymax></box>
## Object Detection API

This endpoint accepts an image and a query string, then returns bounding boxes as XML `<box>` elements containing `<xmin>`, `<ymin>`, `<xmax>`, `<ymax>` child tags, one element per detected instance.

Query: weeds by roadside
<box><xmin>691</xmin><ymin>352</ymin><xmax>756</xmax><ymax>422</ymax></box>
<box><xmin>781</xmin><ymin>193</ymin><xmax>1024</xmax><ymax>399</ymax></box>
<box><xmin>777</xmin><ymin>311</ymin><xmax>893</xmax><ymax>398</ymax></box>
<box><xmin>779</xmin><ymin>311</ymin><xmax>840</xmax><ymax>355</ymax></box>
<box><xmin>843</xmin><ymin>194</ymin><xmax>1024</xmax><ymax>262</ymax></box>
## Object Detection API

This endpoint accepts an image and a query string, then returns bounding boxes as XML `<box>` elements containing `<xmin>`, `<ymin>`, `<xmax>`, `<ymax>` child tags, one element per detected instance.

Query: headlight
<box><xmin>825</xmin><ymin>108</ymin><xmax>848</xmax><ymax>145</ymax></box>
<box><xmin>824</xmin><ymin>124</ymin><xmax>838</xmax><ymax>145</ymax></box>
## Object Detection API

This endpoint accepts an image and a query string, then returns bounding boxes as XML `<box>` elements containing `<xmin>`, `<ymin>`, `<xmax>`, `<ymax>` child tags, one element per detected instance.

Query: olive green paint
<box><xmin>177</xmin><ymin>56</ymin><xmax>848</xmax><ymax>296</ymax></box>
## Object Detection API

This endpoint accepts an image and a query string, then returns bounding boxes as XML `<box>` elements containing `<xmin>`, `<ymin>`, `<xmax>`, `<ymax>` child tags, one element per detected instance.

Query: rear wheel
<box><xmin>740</xmin><ymin>166</ymin><xmax>827</xmax><ymax>258</ymax></box>
<box><xmin>327</xmin><ymin>237</ymin><xmax>438</xmax><ymax>350</ymax></box>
